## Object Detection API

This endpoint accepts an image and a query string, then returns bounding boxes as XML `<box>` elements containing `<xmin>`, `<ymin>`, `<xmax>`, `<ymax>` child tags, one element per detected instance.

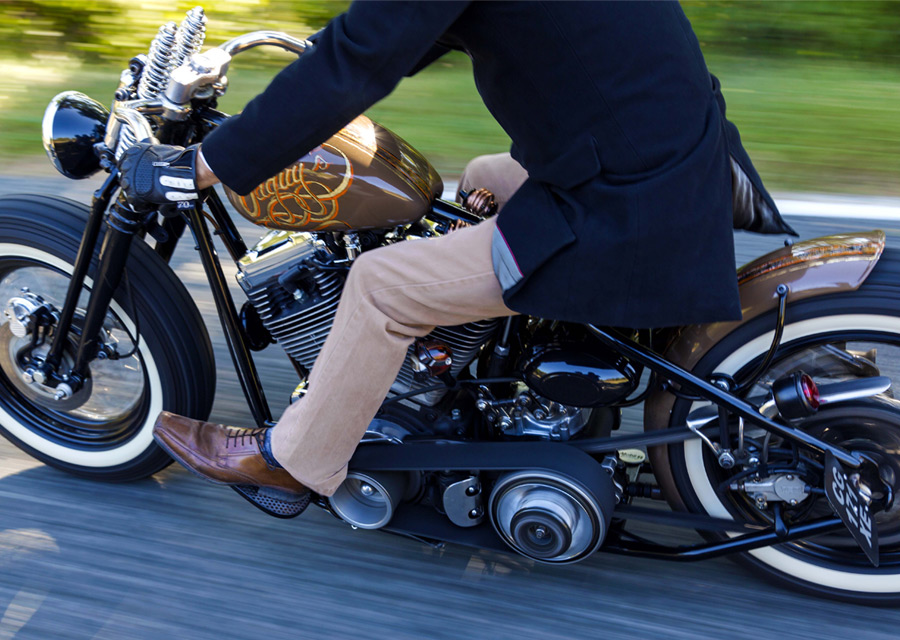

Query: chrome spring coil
<box><xmin>112</xmin><ymin>107</ymin><xmax>156</xmax><ymax>160</ymax></box>
<box><xmin>115</xmin><ymin>123</ymin><xmax>137</xmax><ymax>160</ymax></box>
<box><xmin>172</xmin><ymin>7</ymin><xmax>207</xmax><ymax>70</ymax></box>
<box><xmin>137</xmin><ymin>21</ymin><xmax>178</xmax><ymax>99</ymax></box>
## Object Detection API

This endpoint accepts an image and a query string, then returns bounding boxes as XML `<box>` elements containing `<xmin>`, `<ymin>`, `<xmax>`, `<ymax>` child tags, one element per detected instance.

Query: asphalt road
<box><xmin>1</xmin><ymin>171</ymin><xmax>900</xmax><ymax>639</ymax></box>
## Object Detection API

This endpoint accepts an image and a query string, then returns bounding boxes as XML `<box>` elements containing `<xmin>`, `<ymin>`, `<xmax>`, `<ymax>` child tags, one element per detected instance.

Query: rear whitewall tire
<box><xmin>681</xmin><ymin>314</ymin><xmax>900</xmax><ymax>598</ymax></box>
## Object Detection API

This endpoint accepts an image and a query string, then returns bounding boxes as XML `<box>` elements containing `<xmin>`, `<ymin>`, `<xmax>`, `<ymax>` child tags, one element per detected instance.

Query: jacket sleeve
<box><xmin>201</xmin><ymin>1</ymin><xmax>469</xmax><ymax>195</ymax></box>
<box><xmin>407</xmin><ymin>43</ymin><xmax>452</xmax><ymax>76</ymax></box>
<box><xmin>709</xmin><ymin>73</ymin><xmax>795</xmax><ymax>235</ymax></box>
<box><xmin>309</xmin><ymin>28</ymin><xmax>451</xmax><ymax>77</ymax></box>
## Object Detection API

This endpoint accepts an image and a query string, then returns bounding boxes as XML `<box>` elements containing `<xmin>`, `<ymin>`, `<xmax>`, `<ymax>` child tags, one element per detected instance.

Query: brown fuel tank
<box><xmin>222</xmin><ymin>115</ymin><xmax>444</xmax><ymax>232</ymax></box>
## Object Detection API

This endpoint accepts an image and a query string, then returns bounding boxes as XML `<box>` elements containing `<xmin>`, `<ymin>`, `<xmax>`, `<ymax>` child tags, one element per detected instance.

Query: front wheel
<box><xmin>0</xmin><ymin>195</ymin><xmax>216</xmax><ymax>481</ymax></box>
<box><xmin>668</xmin><ymin>247</ymin><xmax>900</xmax><ymax>604</ymax></box>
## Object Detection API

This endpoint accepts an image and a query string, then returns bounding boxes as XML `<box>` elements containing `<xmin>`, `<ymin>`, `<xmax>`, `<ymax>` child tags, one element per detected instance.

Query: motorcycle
<box><xmin>5</xmin><ymin>7</ymin><xmax>900</xmax><ymax>604</ymax></box>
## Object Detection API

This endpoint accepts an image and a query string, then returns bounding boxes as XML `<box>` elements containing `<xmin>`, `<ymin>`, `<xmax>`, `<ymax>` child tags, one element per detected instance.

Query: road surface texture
<box><xmin>0</xmin><ymin>170</ymin><xmax>899</xmax><ymax>639</ymax></box>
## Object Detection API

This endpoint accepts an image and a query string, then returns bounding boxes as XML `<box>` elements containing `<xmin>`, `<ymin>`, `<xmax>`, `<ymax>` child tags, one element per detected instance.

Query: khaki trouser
<box><xmin>458</xmin><ymin>152</ymin><xmax>528</xmax><ymax>210</ymax></box>
<box><xmin>270</xmin><ymin>215</ymin><xmax>515</xmax><ymax>496</ymax></box>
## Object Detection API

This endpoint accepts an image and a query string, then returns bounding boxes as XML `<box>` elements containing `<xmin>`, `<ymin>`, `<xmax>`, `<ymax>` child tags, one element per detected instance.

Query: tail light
<box><xmin>772</xmin><ymin>371</ymin><xmax>820</xmax><ymax>419</ymax></box>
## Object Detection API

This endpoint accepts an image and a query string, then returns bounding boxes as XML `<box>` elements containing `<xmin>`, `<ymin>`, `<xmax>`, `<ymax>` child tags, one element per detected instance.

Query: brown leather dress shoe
<box><xmin>153</xmin><ymin>411</ymin><xmax>308</xmax><ymax>495</ymax></box>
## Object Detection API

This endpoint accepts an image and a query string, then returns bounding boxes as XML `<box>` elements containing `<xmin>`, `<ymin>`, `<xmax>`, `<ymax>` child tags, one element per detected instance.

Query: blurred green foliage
<box><xmin>1</xmin><ymin>1</ymin><xmax>898</xmax><ymax>64</ymax></box>
<box><xmin>686</xmin><ymin>1</ymin><xmax>900</xmax><ymax>62</ymax></box>
<box><xmin>0</xmin><ymin>1</ymin><xmax>348</xmax><ymax>63</ymax></box>
<box><xmin>0</xmin><ymin>1</ymin><xmax>898</xmax><ymax>196</ymax></box>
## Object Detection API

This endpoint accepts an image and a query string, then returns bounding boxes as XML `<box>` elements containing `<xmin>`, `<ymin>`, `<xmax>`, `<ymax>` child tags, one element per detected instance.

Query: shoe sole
<box><xmin>156</xmin><ymin>432</ymin><xmax>311</xmax><ymax>518</ymax></box>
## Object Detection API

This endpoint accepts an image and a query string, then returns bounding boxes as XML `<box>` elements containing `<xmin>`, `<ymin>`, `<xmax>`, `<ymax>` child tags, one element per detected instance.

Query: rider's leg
<box><xmin>270</xmin><ymin>215</ymin><xmax>514</xmax><ymax>495</ymax></box>
<box><xmin>457</xmin><ymin>152</ymin><xmax>528</xmax><ymax>210</ymax></box>
<box><xmin>153</xmin><ymin>215</ymin><xmax>514</xmax><ymax>496</ymax></box>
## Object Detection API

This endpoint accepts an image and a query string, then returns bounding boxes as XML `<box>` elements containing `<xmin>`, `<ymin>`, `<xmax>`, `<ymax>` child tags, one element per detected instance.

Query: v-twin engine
<box><xmin>236</xmin><ymin>231</ymin><xmax>500</xmax><ymax>404</ymax></box>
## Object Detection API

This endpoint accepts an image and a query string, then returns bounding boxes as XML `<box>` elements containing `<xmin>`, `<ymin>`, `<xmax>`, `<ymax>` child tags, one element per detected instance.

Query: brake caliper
<box><xmin>4</xmin><ymin>288</ymin><xmax>57</xmax><ymax>341</ymax></box>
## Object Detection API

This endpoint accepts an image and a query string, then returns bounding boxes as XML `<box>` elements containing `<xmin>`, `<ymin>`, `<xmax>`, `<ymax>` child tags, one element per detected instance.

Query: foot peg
<box><xmin>231</xmin><ymin>485</ymin><xmax>311</xmax><ymax>519</ymax></box>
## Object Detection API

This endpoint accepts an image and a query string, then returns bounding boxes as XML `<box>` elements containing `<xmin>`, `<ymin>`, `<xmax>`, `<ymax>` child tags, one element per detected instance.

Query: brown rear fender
<box><xmin>644</xmin><ymin>230</ymin><xmax>886</xmax><ymax>510</ymax></box>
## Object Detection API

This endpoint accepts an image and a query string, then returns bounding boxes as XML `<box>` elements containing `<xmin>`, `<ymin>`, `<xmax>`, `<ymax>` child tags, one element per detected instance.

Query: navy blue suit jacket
<box><xmin>203</xmin><ymin>1</ymin><xmax>783</xmax><ymax>328</ymax></box>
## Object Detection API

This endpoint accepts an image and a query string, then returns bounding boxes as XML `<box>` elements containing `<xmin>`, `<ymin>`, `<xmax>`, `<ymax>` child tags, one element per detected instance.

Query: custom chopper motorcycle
<box><xmin>4</xmin><ymin>7</ymin><xmax>900</xmax><ymax>604</ymax></box>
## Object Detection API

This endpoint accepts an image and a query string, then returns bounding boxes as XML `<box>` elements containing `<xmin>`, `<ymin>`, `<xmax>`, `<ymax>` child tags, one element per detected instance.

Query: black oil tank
<box><xmin>522</xmin><ymin>342</ymin><xmax>639</xmax><ymax>408</ymax></box>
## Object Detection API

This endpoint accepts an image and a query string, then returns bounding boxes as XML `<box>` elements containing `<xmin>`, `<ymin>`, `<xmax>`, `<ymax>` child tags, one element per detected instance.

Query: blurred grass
<box><xmin>1</xmin><ymin>50</ymin><xmax>898</xmax><ymax>195</ymax></box>
<box><xmin>217</xmin><ymin>52</ymin><xmax>512</xmax><ymax>176</ymax></box>
<box><xmin>704</xmin><ymin>56</ymin><xmax>900</xmax><ymax>195</ymax></box>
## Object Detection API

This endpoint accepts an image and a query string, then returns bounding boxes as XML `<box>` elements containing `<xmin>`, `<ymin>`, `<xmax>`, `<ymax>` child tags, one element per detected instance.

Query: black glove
<box><xmin>117</xmin><ymin>142</ymin><xmax>203</xmax><ymax>211</ymax></box>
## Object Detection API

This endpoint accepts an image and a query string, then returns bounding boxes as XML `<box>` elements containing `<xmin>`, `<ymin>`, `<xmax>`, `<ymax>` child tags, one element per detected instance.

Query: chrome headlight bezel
<box><xmin>42</xmin><ymin>91</ymin><xmax>109</xmax><ymax>180</ymax></box>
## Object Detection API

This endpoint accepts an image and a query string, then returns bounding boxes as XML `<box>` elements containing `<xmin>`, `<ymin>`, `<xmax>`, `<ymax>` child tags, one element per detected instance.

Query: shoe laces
<box><xmin>225</xmin><ymin>427</ymin><xmax>267</xmax><ymax>450</ymax></box>
<box><xmin>225</xmin><ymin>427</ymin><xmax>282</xmax><ymax>470</ymax></box>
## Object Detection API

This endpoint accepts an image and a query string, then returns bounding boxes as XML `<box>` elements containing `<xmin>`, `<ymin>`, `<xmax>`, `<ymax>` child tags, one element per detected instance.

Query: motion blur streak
<box><xmin>0</xmin><ymin>588</ymin><xmax>47</xmax><ymax>639</ymax></box>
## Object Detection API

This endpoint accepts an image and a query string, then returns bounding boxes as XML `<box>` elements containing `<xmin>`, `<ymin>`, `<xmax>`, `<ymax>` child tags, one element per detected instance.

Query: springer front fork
<box><xmin>27</xmin><ymin>174</ymin><xmax>205</xmax><ymax>400</ymax></box>
<box><xmin>30</xmin><ymin>173</ymin><xmax>145</xmax><ymax>399</ymax></box>
<box><xmin>27</xmin><ymin>168</ymin><xmax>274</xmax><ymax>426</ymax></box>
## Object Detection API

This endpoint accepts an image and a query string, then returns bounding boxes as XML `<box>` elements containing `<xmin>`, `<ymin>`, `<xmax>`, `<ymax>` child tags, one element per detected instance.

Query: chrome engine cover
<box><xmin>476</xmin><ymin>386</ymin><xmax>592</xmax><ymax>441</ymax></box>
<box><xmin>237</xmin><ymin>231</ymin><xmax>339</xmax><ymax>366</ymax></box>
<box><xmin>237</xmin><ymin>231</ymin><xmax>500</xmax><ymax>404</ymax></box>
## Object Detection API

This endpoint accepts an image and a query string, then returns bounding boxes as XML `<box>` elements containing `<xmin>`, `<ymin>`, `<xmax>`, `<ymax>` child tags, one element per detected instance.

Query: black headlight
<box><xmin>42</xmin><ymin>91</ymin><xmax>109</xmax><ymax>180</ymax></box>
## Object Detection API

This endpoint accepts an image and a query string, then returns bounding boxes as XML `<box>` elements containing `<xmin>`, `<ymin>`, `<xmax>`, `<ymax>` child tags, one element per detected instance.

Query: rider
<box><xmin>117</xmin><ymin>1</ymin><xmax>791</xmax><ymax>500</ymax></box>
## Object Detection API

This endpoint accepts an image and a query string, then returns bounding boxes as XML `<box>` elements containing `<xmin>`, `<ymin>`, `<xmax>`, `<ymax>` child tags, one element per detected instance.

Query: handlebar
<box><xmin>104</xmin><ymin>104</ymin><xmax>157</xmax><ymax>158</ymax></box>
<box><xmin>107</xmin><ymin>30</ymin><xmax>312</xmax><ymax>158</ymax></box>
<box><xmin>163</xmin><ymin>31</ymin><xmax>311</xmax><ymax>114</ymax></box>
<box><xmin>220</xmin><ymin>31</ymin><xmax>312</xmax><ymax>57</ymax></box>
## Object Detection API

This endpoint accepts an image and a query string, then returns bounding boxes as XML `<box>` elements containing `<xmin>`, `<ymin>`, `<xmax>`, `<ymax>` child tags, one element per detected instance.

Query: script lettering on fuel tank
<box><xmin>235</xmin><ymin>144</ymin><xmax>354</xmax><ymax>230</ymax></box>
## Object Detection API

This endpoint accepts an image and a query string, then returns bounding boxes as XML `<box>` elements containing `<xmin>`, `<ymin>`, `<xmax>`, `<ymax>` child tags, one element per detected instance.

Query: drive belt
<box><xmin>350</xmin><ymin>439</ymin><xmax>610</xmax><ymax>498</ymax></box>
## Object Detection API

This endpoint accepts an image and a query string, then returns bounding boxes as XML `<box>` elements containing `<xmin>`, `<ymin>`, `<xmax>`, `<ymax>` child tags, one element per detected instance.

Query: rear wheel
<box><xmin>668</xmin><ymin>247</ymin><xmax>900</xmax><ymax>604</ymax></box>
<box><xmin>0</xmin><ymin>195</ymin><xmax>215</xmax><ymax>481</ymax></box>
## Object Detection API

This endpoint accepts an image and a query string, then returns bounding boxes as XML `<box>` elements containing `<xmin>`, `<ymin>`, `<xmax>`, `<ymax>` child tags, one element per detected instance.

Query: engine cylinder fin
<box><xmin>238</xmin><ymin>232</ymin><xmax>501</xmax><ymax>402</ymax></box>
<box><xmin>390</xmin><ymin>319</ymin><xmax>501</xmax><ymax>404</ymax></box>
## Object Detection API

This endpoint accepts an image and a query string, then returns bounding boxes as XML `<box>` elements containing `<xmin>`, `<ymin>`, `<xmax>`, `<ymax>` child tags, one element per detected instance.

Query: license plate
<box><xmin>824</xmin><ymin>452</ymin><xmax>879</xmax><ymax>567</ymax></box>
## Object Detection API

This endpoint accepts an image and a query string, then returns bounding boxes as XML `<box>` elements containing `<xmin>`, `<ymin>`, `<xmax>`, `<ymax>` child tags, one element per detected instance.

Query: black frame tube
<box><xmin>153</xmin><ymin>216</ymin><xmax>186</xmax><ymax>263</ymax></box>
<box><xmin>205</xmin><ymin>190</ymin><xmax>248</xmax><ymax>261</ymax></box>
<box><xmin>185</xmin><ymin>204</ymin><xmax>272</xmax><ymax>426</ymax></box>
<box><xmin>605</xmin><ymin>517</ymin><xmax>844</xmax><ymax>561</ymax></box>
<box><xmin>587</xmin><ymin>325</ymin><xmax>861</xmax><ymax>468</ymax></box>
<box><xmin>572</xmin><ymin>425</ymin><xmax>712</xmax><ymax>454</ymax></box>
<box><xmin>384</xmin><ymin>500</ymin><xmax>846</xmax><ymax>562</ymax></box>
<box><xmin>430</xmin><ymin>198</ymin><xmax>484</xmax><ymax>226</ymax></box>
<box><xmin>736</xmin><ymin>284</ymin><xmax>789</xmax><ymax>394</ymax></box>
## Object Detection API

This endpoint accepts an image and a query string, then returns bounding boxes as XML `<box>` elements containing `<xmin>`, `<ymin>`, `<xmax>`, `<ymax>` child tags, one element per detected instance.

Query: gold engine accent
<box><xmin>224</xmin><ymin>115</ymin><xmax>443</xmax><ymax>232</ymax></box>
<box><xmin>460</xmin><ymin>187</ymin><xmax>498</xmax><ymax>218</ymax></box>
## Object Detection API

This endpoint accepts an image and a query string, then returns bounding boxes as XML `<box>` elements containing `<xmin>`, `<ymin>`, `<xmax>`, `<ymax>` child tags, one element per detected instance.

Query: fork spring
<box><xmin>172</xmin><ymin>7</ymin><xmax>208</xmax><ymax>70</ymax></box>
<box><xmin>136</xmin><ymin>22</ymin><xmax>178</xmax><ymax>100</ymax></box>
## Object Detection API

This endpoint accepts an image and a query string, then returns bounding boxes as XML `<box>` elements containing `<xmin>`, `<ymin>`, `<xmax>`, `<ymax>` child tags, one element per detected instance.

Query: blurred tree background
<box><xmin>0</xmin><ymin>1</ymin><xmax>898</xmax><ymax>195</ymax></box>
<box><xmin>0</xmin><ymin>1</ymin><xmax>349</xmax><ymax>64</ymax></box>
<box><xmin>2</xmin><ymin>1</ymin><xmax>898</xmax><ymax>64</ymax></box>
<box><xmin>690</xmin><ymin>0</ymin><xmax>900</xmax><ymax>62</ymax></box>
